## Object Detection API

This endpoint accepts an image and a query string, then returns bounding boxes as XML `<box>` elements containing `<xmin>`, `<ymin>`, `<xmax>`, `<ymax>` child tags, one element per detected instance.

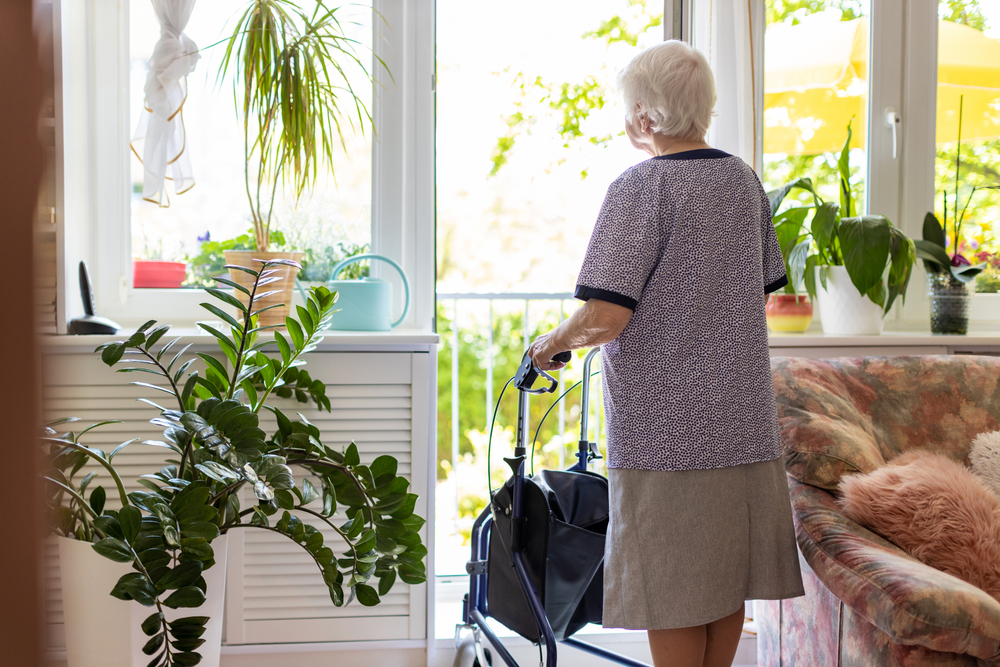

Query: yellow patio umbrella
<box><xmin>764</xmin><ymin>17</ymin><xmax>1000</xmax><ymax>155</ymax></box>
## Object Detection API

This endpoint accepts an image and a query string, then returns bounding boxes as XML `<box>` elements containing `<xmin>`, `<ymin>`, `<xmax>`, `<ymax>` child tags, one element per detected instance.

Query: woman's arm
<box><xmin>527</xmin><ymin>298</ymin><xmax>632</xmax><ymax>371</ymax></box>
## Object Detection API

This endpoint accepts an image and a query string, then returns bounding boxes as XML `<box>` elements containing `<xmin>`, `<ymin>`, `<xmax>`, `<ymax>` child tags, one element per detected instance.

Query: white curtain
<box><xmin>131</xmin><ymin>0</ymin><xmax>200</xmax><ymax>207</ymax></box>
<box><xmin>693</xmin><ymin>0</ymin><xmax>765</xmax><ymax>173</ymax></box>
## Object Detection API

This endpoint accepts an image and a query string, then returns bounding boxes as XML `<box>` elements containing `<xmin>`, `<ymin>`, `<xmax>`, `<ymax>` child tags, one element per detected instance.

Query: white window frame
<box><xmin>56</xmin><ymin>0</ymin><xmax>435</xmax><ymax>332</ymax></box>
<box><xmin>728</xmin><ymin>0</ymin><xmax>999</xmax><ymax>327</ymax></box>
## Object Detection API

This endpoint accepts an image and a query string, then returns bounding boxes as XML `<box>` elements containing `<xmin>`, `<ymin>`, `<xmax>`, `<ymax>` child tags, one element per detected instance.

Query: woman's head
<box><xmin>618</xmin><ymin>40</ymin><xmax>716</xmax><ymax>143</ymax></box>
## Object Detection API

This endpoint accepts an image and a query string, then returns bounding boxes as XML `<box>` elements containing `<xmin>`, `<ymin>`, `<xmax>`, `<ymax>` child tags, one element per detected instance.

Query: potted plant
<box><xmin>44</xmin><ymin>260</ymin><xmax>426</xmax><ymax>667</ymax></box>
<box><xmin>184</xmin><ymin>229</ymin><xmax>289</xmax><ymax>289</ymax></box>
<box><xmin>218</xmin><ymin>0</ymin><xmax>380</xmax><ymax>327</ymax></box>
<box><xmin>134</xmin><ymin>225</ymin><xmax>186</xmax><ymax>289</ymax></box>
<box><xmin>768</xmin><ymin>121</ymin><xmax>916</xmax><ymax>335</ymax></box>
<box><xmin>914</xmin><ymin>96</ymin><xmax>998</xmax><ymax>334</ymax></box>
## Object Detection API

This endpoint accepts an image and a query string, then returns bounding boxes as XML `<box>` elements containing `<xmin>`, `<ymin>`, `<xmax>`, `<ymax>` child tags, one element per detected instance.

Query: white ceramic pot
<box><xmin>59</xmin><ymin>535</ymin><xmax>228</xmax><ymax>667</ymax></box>
<box><xmin>814</xmin><ymin>265</ymin><xmax>885</xmax><ymax>335</ymax></box>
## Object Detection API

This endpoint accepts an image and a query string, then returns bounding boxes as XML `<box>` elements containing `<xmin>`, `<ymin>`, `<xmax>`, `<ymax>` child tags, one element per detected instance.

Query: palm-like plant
<box><xmin>220</xmin><ymin>0</ymin><xmax>382</xmax><ymax>251</ymax></box>
<box><xmin>43</xmin><ymin>260</ymin><xmax>425</xmax><ymax>667</ymax></box>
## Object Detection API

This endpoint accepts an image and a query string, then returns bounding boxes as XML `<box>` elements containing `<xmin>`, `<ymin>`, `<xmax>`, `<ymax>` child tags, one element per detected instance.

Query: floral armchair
<box><xmin>758</xmin><ymin>356</ymin><xmax>1000</xmax><ymax>667</ymax></box>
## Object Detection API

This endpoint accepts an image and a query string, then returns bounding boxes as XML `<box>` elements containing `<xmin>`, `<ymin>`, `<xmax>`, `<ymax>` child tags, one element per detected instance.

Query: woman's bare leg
<box><xmin>703</xmin><ymin>602</ymin><xmax>746</xmax><ymax>667</ymax></box>
<box><xmin>647</xmin><ymin>625</ymin><xmax>707</xmax><ymax>667</ymax></box>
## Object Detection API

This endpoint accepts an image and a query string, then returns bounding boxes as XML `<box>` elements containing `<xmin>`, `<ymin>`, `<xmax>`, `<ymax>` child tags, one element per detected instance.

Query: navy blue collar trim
<box><xmin>653</xmin><ymin>148</ymin><xmax>733</xmax><ymax>161</ymax></box>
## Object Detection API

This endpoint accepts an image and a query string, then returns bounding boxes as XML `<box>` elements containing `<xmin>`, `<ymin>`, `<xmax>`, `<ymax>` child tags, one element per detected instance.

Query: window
<box><xmin>762</xmin><ymin>1</ymin><xmax>871</xmax><ymax>208</ymax></box>
<box><xmin>128</xmin><ymin>1</ymin><xmax>372</xmax><ymax>290</ymax></box>
<box><xmin>934</xmin><ymin>1</ymin><xmax>1000</xmax><ymax>294</ymax></box>
<box><xmin>60</xmin><ymin>0</ymin><xmax>433</xmax><ymax>329</ymax></box>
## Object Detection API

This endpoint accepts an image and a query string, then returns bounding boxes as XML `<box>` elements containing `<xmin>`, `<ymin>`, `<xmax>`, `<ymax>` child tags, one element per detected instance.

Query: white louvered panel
<box><xmin>231</xmin><ymin>352</ymin><xmax>423</xmax><ymax>644</ymax></box>
<box><xmin>40</xmin><ymin>349</ymin><xmax>211</xmax><ymax>651</ymax></box>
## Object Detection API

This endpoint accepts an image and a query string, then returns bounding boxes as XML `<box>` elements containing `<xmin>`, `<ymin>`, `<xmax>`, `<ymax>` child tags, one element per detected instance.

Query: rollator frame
<box><xmin>456</xmin><ymin>348</ymin><xmax>651</xmax><ymax>667</ymax></box>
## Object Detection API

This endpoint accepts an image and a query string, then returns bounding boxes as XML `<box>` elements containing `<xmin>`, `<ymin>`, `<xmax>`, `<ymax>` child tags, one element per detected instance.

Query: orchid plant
<box><xmin>42</xmin><ymin>259</ymin><xmax>426</xmax><ymax>667</ymax></box>
<box><xmin>916</xmin><ymin>96</ymin><xmax>999</xmax><ymax>284</ymax></box>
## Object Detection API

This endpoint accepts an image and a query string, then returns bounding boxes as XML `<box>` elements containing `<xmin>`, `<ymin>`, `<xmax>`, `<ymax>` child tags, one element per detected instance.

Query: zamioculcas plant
<box><xmin>768</xmin><ymin>120</ymin><xmax>916</xmax><ymax>315</ymax></box>
<box><xmin>44</xmin><ymin>259</ymin><xmax>426</xmax><ymax>667</ymax></box>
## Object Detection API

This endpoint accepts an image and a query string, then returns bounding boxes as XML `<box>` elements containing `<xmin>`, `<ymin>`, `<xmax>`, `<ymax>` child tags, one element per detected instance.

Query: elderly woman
<box><xmin>528</xmin><ymin>41</ymin><xmax>804</xmax><ymax>667</ymax></box>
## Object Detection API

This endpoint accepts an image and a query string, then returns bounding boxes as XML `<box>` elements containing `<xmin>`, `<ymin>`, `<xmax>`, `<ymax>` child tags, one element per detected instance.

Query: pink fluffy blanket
<box><xmin>839</xmin><ymin>450</ymin><xmax>1000</xmax><ymax>603</ymax></box>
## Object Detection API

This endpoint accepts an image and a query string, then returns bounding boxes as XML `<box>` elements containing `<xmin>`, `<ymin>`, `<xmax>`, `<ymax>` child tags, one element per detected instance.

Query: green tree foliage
<box><xmin>436</xmin><ymin>302</ymin><xmax>600</xmax><ymax>482</ymax></box>
<box><xmin>489</xmin><ymin>0</ymin><xmax>662</xmax><ymax>179</ymax></box>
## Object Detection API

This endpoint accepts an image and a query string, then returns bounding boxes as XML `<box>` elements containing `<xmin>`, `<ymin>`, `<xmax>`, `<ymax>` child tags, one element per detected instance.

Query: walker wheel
<box><xmin>473</xmin><ymin>648</ymin><xmax>493</xmax><ymax>666</ymax></box>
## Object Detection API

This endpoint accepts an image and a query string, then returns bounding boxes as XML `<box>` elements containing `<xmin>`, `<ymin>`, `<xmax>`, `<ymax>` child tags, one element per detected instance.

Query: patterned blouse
<box><xmin>576</xmin><ymin>148</ymin><xmax>787</xmax><ymax>471</ymax></box>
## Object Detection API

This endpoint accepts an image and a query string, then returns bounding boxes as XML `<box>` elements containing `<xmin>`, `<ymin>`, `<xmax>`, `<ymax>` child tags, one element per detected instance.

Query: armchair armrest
<box><xmin>789</xmin><ymin>478</ymin><xmax>1000</xmax><ymax>660</ymax></box>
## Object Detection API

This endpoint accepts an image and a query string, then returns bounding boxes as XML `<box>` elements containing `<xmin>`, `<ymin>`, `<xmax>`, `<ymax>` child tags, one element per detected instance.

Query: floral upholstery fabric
<box><xmin>760</xmin><ymin>356</ymin><xmax>1000</xmax><ymax>666</ymax></box>
<box><xmin>770</xmin><ymin>356</ymin><xmax>1000</xmax><ymax>491</ymax></box>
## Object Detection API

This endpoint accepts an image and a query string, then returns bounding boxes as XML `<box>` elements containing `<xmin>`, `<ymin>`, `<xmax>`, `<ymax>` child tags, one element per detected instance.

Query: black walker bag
<box><xmin>486</xmin><ymin>468</ymin><xmax>609</xmax><ymax>642</ymax></box>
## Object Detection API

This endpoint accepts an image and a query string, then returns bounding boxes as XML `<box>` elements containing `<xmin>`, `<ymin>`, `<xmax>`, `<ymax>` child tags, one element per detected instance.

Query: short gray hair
<box><xmin>617</xmin><ymin>40</ymin><xmax>716</xmax><ymax>141</ymax></box>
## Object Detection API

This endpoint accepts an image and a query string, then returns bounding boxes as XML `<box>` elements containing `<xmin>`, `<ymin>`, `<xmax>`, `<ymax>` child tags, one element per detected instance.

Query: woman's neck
<box><xmin>651</xmin><ymin>135</ymin><xmax>711</xmax><ymax>157</ymax></box>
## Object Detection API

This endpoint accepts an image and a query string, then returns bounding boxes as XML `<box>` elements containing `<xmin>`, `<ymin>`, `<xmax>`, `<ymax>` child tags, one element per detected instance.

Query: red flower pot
<box><xmin>133</xmin><ymin>260</ymin><xmax>186</xmax><ymax>289</ymax></box>
<box><xmin>766</xmin><ymin>294</ymin><xmax>813</xmax><ymax>333</ymax></box>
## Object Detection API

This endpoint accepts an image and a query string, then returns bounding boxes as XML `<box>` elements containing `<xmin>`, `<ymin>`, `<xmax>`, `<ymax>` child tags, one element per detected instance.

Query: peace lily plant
<box><xmin>42</xmin><ymin>259</ymin><xmax>426</xmax><ymax>667</ymax></box>
<box><xmin>768</xmin><ymin>121</ymin><xmax>917</xmax><ymax>315</ymax></box>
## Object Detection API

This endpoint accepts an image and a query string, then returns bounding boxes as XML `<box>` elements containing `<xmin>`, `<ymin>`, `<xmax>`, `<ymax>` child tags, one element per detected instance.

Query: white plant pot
<box><xmin>59</xmin><ymin>535</ymin><xmax>228</xmax><ymax>667</ymax></box>
<box><xmin>814</xmin><ymin>265</ymin><xmax>885</xmax><ymax>335</ymax></box>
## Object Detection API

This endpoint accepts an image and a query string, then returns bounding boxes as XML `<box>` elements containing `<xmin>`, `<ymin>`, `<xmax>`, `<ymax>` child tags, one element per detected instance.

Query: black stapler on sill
<box><xmin>68</xmin><ymin>261</ymin><xmax>121</xmax><ymax>335</ymax></box>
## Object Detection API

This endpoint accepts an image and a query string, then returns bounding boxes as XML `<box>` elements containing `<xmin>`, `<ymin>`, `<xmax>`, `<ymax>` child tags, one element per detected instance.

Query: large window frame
<box><xmin>701</xmin><ymin>0</ymin><xmax>998</xmax><ymax>327</ymax></box>
<box><xmin>56</xmin><ymin>0</ymin><xmax>435</xmax><ymax>332</ymax></box>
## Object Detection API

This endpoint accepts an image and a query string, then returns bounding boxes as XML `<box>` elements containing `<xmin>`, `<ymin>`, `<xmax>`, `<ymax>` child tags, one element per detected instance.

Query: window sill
<box><xmin>40</xmin><ymin>327</ymin><xmax>439</xmax><ymax>353</ymax></box>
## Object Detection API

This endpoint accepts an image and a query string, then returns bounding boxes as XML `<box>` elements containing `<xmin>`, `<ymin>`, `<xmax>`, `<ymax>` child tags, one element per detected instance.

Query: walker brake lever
<box><xmin>515</xmin><ymin>351</ymin><xmax>571</xmax><ymax>394</ymax></box>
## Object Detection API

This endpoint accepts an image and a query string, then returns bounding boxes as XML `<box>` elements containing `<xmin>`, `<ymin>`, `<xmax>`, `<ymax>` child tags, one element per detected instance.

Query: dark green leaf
<box><xmin>354</xmin><ymin>583</ymin><xmax>380</xmax><ymax>606</ymax></box>
<box><xmin>286</xmin><ymin>318</ymin><xmax>305</xmax><ymax>349</ymax></box>
<box><xmin>93</xmin><ymin>537</ymin><xmax>134</xmax><ymax>563</ymax></box>
<box><xmin>180</xmin><ymin>538</ymin><xmax>215</xmax><ymax>561</ymax></box>
<box><xmin>205</xmin><ymin>288</ymin><xmax>248</xmax><ymax>313</ymax></box>
<box><xmin>172</xmin><ymin>652</ymin><xmax>203</xmax><ymax>666</ymax></box>
<box><xmin>838</xmin><ymin>215</ymin><xmax>891</xmax><ymax>298</ymax></box>
<box><xmin>141</xmin><ymin>612</ymin><xmax>164</xmax><ymax>637</ymax></box>
<box><xmin>162</xmin><ymin>586</ymin><xmax>207</xmax><ymax>609</ymax></box>
<box><xmin>923</xmin><ymin>211</ymin><xmax>947</xmax><ymax>248</ymax></box>
<box><xmin>90</xmin><ymin>485</ymin><xmax>106</xmax><ymax>516</ymax></box>
<box><xmin>101</xmin><ymin>343</ymin><xmax>126</xmax><ymax>366</ymax></box>
<box><xmin>344</xmin><ymin>443</ymin><xmax>360</xmax><ymax>467</ymax></box>
<box><xmin>119</xmin><ymin>505</ymin><xmax>142</xmax><ymax>543</ymax></box>
<box><xmin>378</xmin><ymin>569</ymin><xmax>396</xmax><ymax>596</ymax></box>
<box><xmin>142</xmin><ymin>633</ymin><xmax>164</xmax><ymax>656</ymax></box>
<box><xmin>157</xmin><ymin>561</ymin><xmax>204</xmax><ymax>591</ymax></box>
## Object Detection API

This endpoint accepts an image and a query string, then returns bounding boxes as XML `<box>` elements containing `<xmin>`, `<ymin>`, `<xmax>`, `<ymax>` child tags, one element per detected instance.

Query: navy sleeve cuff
<box><xmin>764</xmin><ymin>275</ymin><xmax>789</xmax><ymax>295</ymax></box>
<box><xmin>574</xmin><ymin>285</ymin><xmax>638</xmax><ymax>311</ymax></box>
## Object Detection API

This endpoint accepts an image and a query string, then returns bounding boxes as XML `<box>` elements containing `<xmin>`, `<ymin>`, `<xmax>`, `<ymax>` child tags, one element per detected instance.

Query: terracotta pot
<box><xmin>222</xmin><ymin>250</ymin><xmax>303</xmax><ymax>328</ymax></box>
<box><xmin>765</xmin><ymin>294</ymin><xmax>813</xmax><ymax>333</ymax></box>
<box><xmin>133</xmin><ymin>260</ymin><xmax>186</xmax><ymax>288</ymax></box>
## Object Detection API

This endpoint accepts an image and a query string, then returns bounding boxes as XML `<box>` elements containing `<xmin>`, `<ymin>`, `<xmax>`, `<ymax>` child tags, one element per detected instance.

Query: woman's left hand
<box><xmin>528</xmin><ymin>333</ymin><xmax>568</xmax><ymax>372</ymax></box>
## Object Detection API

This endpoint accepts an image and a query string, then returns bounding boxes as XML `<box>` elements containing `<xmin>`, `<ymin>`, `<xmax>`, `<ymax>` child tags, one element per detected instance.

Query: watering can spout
<box><xmin>322</xmin><ymin>253</ymin><xmax>410</xmax><ymax>331</ymax></box>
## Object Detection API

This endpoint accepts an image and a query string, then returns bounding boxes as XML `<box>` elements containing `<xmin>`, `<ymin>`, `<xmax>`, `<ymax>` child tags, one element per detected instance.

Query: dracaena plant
<box><xmin>768</xmin><ymin>120</ymin><xmax>916</xmax><ymax>315</ymax></box>
<box><xmin>43</xmin><ymin>259</ymin><xmax>426</xmax><ymax>667</ymax></box>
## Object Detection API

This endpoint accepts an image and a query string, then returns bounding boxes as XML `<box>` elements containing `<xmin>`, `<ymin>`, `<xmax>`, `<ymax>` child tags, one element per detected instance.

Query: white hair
<box><xmin>617</xmin><ymin>40</ymin><xmax>716</xmax><ymax>141</ymax></box>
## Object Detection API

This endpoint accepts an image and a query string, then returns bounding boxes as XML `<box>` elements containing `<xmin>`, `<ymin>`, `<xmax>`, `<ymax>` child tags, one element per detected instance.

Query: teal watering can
<box><xmin>321</xmin><ymin>254</ymin><xmax>410</xmax><ymax>331</ymax></box>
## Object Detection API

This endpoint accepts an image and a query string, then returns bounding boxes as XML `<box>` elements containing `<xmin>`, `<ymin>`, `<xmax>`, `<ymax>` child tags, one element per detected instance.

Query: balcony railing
<box><xmin>434</xmin><ymin>291</ymin><xmax>605</xmax><ymax>575</ymax></box>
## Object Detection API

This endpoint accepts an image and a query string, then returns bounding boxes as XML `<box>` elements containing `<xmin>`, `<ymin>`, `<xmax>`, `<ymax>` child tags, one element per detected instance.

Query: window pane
<box><xmin>935</xmin><ymin>1</ymin><xmax>1000</xmax><ymax>293</ymax></box>
<box><xmin>436</xmin><ymin>0</ymin><xmax>663</xmax><ymax>294</ymax></box>
<box><xmin>129</xmin><ymin>1</ymin><xmax>372</xmax><ymax>288</ymax></box>
<box><xmin>763</xmin><ymin>1</ymin><xmax>871</xmax><ymax>209</ymax></box>
<box><xmin>434</xmin><ymin>1</ymin><xmax>662</xmax><ymax>584</ymax></box>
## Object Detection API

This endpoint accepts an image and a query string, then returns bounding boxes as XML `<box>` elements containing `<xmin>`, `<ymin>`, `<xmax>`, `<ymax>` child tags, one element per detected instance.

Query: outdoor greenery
<box><xmin>769</xmin><ymin>122</ymin><xmax>916</xmax><ymax>312</ymax></box>
<box><xmin>43</xmin><ymin>260</ymin><xmax>425</xmax><ymax>666</ymax></box>
<box><xmin>219</xmin><ymin>0</ymin><xmax>381</xmax><ymax>251</ymax></box>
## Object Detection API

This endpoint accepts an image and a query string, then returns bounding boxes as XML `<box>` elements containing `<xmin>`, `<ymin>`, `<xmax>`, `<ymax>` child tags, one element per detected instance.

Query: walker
<box><xmin>454</xmin><ymin>348</ymin><xmax>652</xmax><ymax>667</ymax></box>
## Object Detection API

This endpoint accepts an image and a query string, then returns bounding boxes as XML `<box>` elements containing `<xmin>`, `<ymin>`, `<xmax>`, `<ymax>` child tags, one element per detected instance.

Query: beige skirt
<box><xmin>603</xmin><ymin>456</ymin><xmax>804</xmax><ymax>630</ymax></box>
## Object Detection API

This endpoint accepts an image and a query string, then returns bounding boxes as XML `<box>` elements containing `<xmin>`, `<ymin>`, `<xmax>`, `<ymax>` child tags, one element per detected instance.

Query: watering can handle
<box><xmin>328</xmin><ymin>254</ymin><xmax>411</xmax><ymax>328</ymax></box>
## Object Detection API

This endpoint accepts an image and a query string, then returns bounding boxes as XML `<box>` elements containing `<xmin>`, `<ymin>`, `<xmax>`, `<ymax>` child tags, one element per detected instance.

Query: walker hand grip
<box><xmin>515</xmin><ymin>351</ymin><xmax>569</xmax><ymax>393</ymax></box>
